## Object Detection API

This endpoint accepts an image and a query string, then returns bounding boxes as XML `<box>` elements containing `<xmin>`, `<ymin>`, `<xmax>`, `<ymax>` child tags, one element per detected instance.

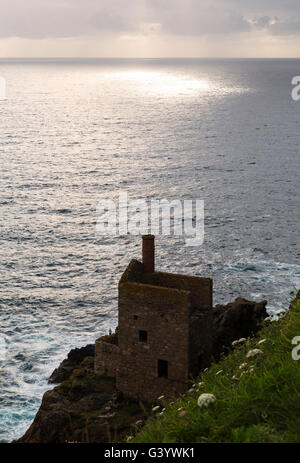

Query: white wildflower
<box><xmin>127</xmin><ymin>436</ymin><xmax>133</xmax><ymax>441</ymax></box>
<box><xmin>198</xmin><ymin>382</ymin><xmax>204</xmax><ymax>387</ymax></box>
<box><xmin>197</xmin><ymin>393</ymin><xmax>216</xmax><ymax>408</ymax></box>
<box><xmin>188</xmin><ymin>388</ymin><xmax>194</xmax><ymax>393</ymax></box>
<box><xmin>239</xmin><ymin>363</ymin><xmax>247</xmax><ymax>370</ymax></box>
<box><xmin>216</xmin><ymin>370</ymin><xmax>223</xmax><ymax>376</ymax></box>
<box><xmin>177</xmin><ymin>407</ymin><xmax>182</xmax><ymax>411</ymax></box>
<box><xmin>152</xmin><ymin>406</ymin><xmax>160</xmax><ymax>412</ymax></box>
<box><xmin>246</xmin><ymin>349</ymin><xmax>263</xmax><ymax>358</ymax></box>
<box><xmin>204</xmin><ymin>368</ymin><xmax>209</xmax><ymax>372</ymax></box>
<box><xmin>232</xmin><ymin>337</ymin><xmax>246</xmax><ymax>347</ymax></box>
<box><xmin>158</xmin><ymin>395</ymin><xmax>165</xmax><ymax>401</ymax></box>
<box><xmin>258</xmin><ymin>339</ymin><xmax>266</xmax><ymax>345</ymax></box>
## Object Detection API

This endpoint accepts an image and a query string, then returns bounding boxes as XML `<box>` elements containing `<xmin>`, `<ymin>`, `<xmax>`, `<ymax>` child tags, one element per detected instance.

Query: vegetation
<box><xmin>131</xmin><ymin>291</ymin><xmax>300</xmax><ymax>443</ymax></box>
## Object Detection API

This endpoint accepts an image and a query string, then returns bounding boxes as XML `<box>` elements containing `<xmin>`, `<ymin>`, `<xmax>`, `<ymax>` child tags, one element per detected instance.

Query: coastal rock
<box><xmin>48</xmin><ymin>344</ymin><xmax>95</xmax><ymax>384</ymax></box>
<box><xmin>212</xmin><ymin>298</ymin><xmax>267</xmax><ymax>359</ymax></box>
<box><xmin>17</xmin><ymin>359</ymin><xmax>148</xmax><ymax>443</ymax></box>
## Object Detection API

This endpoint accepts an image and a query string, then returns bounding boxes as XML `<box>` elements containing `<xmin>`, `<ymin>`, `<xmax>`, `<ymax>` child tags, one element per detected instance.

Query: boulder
<box><xmin>212</xmin><ymin>298</ymin><xmax>267</xmax><ymax>359</ymax></box>
<box><xmin>48</xmin><ymin>344</ymin><xmax>95</xmax><ymax>384</ymax></box>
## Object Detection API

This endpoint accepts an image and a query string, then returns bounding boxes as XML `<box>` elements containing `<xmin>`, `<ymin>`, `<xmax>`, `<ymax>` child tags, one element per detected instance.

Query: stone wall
<box><xmin>119</xmin><ymin>259</ymin><xmax>144</xmax><ymax>284</ymax></box>
<box><xmin>94</xmin><ymin>259</ymin><xmax>214</xmax><ymax>403</ymax></box>
<box><xmin>142</xmin><ymin>272</ymin><xmax>213</xmax><ymax>310</ymax></box>
<box><xmin>95</xmin><ymin>337</ymin><xmax>119</xmax><ymax>378</ymax></box>
<box><xmin>117</xmin><ymin>281</ymin><xmax>191</xmax><ymax>403</ymax></box>
<box><xmin>189</xmin><ymin>307</ymin><xmax>213</xmax><ymax>377</ymax></box>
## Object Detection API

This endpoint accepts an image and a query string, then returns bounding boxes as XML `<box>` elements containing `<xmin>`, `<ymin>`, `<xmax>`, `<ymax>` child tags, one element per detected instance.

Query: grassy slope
<box><xmin>132</xmin><ymin>292</ymin><xmax>300</xmax><ymax>443</ymax></box>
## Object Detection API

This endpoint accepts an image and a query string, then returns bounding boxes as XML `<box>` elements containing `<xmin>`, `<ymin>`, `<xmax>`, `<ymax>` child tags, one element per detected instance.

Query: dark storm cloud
<box><xmin>0</xmin><ymin>0</ymin><xmax>299</xmax><ymax>39</ymax></box>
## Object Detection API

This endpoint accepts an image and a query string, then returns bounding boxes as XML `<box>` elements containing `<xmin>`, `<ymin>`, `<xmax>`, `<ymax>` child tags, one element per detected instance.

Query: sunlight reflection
<box><xmin>108</xmin><ymin>70</ymin><xmax>211</xmax><ymax>96</ymax></box>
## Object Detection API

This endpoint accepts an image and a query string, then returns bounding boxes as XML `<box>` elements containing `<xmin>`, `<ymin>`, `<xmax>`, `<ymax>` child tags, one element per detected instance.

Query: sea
<box><xmin>0</xmin><ymin>58</ymin><xmax>299</xmax><ymax>442</ymax></box>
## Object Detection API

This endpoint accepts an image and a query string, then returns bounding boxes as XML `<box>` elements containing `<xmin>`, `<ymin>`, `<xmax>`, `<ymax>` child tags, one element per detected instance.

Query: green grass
<box><xmin>131</xmin><ymin>291</ymin><xmax>300</xmax><ymax>443</ymax></box>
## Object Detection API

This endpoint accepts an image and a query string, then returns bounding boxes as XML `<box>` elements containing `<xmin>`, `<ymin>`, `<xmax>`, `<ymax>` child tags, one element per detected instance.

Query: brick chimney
<box><xmin>142</xmin><ymin>235</ymin><xmax>155</xmax><ymax>273</ymax></box>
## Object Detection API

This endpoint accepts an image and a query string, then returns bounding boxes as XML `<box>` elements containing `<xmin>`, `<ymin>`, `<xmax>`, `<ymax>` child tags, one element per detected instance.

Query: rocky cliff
<box><xmin>16</xmin><ymin>298</ymin><xmax>267</xmax><ymax>443</ymax></box>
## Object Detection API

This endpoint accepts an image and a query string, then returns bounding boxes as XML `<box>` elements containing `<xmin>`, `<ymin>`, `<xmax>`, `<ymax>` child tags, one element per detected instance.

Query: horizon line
<box><xmin>1</xmin><ymin>56</ymin><xmax>300</xmax><ymax>60</ymax></box>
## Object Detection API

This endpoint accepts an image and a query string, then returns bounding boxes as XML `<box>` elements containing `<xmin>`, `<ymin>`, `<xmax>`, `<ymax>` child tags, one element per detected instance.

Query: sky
<box><xmin>0</xmin><ymin>0</ymin><xmax>300</xmax><ymax>58</ymax></box>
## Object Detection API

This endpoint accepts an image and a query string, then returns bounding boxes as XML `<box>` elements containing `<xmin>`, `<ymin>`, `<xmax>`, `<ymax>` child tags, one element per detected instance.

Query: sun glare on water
<box><xmin>108</xmin><ymin>70</ymin><xmax>211</xmax><ymax>96</ymax></box>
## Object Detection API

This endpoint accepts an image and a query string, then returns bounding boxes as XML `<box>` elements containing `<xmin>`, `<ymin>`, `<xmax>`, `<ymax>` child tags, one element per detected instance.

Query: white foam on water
<box><xmin>224</xmin><ymin>260</ymin><xmax>300</xmax><ymax>315</ymax></box>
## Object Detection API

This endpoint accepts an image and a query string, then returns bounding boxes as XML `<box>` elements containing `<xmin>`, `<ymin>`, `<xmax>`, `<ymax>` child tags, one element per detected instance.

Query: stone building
<box><xmin>95</xmin><ymin>236</ymin><xmax>213</xmax><ymax>403</ymax></box>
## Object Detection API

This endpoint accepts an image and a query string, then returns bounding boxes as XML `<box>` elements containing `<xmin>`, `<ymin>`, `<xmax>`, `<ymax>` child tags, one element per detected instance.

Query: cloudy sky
<box><xmin>0</xmin><ymin>0</ymin><xmax>300</xmax><ymax>57</ymax></box>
